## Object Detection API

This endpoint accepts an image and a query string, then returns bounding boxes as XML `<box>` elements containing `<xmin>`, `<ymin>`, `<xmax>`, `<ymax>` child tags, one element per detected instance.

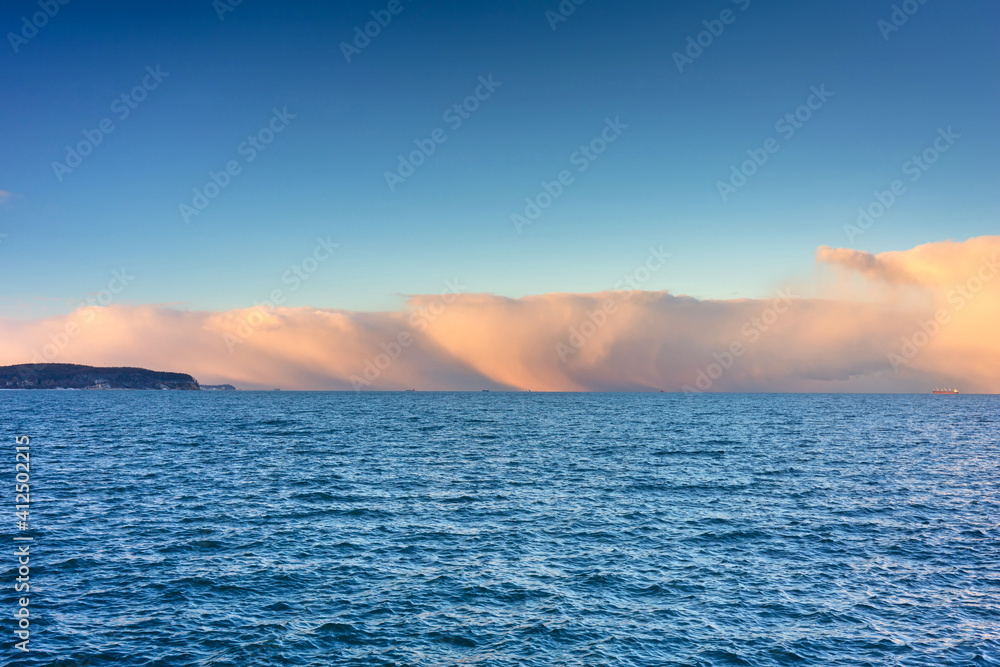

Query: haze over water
<box><xmin>3</xmin><ymin>391</ymin><xmax>998</xmax><ymax>666</ymax></box>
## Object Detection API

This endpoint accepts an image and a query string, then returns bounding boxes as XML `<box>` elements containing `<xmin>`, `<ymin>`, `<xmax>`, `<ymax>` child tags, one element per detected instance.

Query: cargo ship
<box><xmin>932</xmin><ymin>388</ymin><xmax>960</xmax><ymax>395</ymax></box>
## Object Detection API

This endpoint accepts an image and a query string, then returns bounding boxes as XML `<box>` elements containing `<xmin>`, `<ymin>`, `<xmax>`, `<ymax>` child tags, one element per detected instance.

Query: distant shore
<box><xmin>0</xmin><ymin>364</ymin><xmax>210</xmax><ymax>390</ymax></box>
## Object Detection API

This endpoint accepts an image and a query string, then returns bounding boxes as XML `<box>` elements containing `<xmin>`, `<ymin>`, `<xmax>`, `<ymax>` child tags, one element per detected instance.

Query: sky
<box><xmin>0</xmin><ymin>0</ymin><xmax>997</xmax><ymax>390</ymax></box>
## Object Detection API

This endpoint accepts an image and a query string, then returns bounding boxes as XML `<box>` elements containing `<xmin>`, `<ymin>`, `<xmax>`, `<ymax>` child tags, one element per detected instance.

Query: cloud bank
<box><xmin>2</xmin><ymin>237</ymin><xmax>997</xmax><ymax>392</ymax></box>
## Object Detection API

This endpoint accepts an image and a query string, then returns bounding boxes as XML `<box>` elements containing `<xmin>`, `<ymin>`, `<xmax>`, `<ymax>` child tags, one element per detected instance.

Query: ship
<box><xmin>932</xmin><ymin>388</ymin><xmax>960</xmax><ymax>395</ymax></box>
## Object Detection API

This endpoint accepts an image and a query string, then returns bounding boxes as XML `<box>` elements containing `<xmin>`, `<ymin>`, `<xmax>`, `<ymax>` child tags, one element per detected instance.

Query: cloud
<box><xmin>2</xmin><ymin>237</ymin><xmax>998</xmax><ymax>393</ymax></box>
<box><xmin>817</xmin><ymin>246</ymin><xmax>916</xmax><ymax>284</ymax></box>
<box><xmin>817</xmin><ymin>237</ymin><xmax>999</xmax><ymax>289</ymax></box>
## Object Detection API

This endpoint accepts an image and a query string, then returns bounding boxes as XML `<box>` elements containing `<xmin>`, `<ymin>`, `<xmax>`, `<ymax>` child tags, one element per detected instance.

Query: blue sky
<box><xmin>1</xmin><ymin>0</ymin><xmax>997</xmax><ymax>317</ymax></box>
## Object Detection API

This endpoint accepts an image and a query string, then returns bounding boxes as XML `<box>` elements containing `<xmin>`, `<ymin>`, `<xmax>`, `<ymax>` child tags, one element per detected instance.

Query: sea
<box><xmin>1</xmin><ymin>392</ymin><xmax>998</xmax><ymax>666</ymax></box>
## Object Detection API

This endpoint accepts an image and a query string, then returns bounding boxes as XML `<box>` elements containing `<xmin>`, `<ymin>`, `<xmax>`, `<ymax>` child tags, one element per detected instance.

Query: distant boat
<box><xmin>932</xmin><ymin>388</ymin><xmax>959</xmax><ymax>395</ymax></box>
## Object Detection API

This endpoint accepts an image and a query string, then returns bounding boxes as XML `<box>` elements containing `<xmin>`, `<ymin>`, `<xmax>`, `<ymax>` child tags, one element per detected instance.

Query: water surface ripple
<box><xmin>2</xmin><ymin>392</ymin><xmax>998</xmax><ymax>666</ymax></box>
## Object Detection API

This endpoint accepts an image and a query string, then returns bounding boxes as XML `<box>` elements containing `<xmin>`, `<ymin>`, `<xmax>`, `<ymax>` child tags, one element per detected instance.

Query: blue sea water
<box><xmin>1</xmin><ymin>392</ymin><xmax>998</xmax><ymax>666</ymax></box>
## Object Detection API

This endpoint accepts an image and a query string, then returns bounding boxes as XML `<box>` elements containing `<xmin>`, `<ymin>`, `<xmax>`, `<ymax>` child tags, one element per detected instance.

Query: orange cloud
<box><xmin>817</xmin><ymin>246</ymin><xmax>916</xmax><ymax>284</ymax></box>
<box><xmin>2</xmin><ymin>237</ymin><xmax>998</xmax><ymax>393</ymax></box>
